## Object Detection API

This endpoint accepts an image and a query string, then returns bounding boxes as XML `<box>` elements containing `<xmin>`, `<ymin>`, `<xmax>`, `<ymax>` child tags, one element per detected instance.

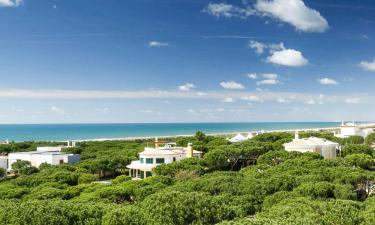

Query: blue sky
<box><xmin>0</xmin><ymin>0</ymin><xmax>375</xmax><ymax>123</ymax></box>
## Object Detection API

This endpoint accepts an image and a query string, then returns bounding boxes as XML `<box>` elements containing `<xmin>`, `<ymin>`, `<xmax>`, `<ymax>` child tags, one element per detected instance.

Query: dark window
<box><xmin>146</xmin><ymin>158</ymin><xmax>153</xmax><ymax>164</ymax></box>
<box><xmin>146</xmin><ymin>171</ymin><xmax>153</xmax><ymax>177</ymax></box>
<box><xmin>59</xmin><ymin>160</ymin><xmax>64</xmax><ymax>165</ymax></box>
<box><xmin>140</xmin><ymin>170</ymin><xmax>144</xmax><ymax>179</ymax></box>
<box><xmin>140</xmin><ymin>158</ymin><xmax>144</xmax><ymax>164</ymax></box>
<box><xmin>156</xmin><ymin>158</ymin><xmax>165</xmax><ymax>164</ymax></box>
<box><xmin>173</xmin><ymin>157</ymin><xmax>176</xmax><ymax>162</ymax></box>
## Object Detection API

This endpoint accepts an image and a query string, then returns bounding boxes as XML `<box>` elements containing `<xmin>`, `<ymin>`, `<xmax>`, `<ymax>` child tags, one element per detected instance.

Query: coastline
<box><xmin>69</xmin><ymin>126</ymin><xmax>340</xmax><ymax>143</ymax></box>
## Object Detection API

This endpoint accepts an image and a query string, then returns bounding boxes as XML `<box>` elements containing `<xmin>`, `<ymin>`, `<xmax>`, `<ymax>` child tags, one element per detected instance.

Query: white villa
<box><xmin>5</xmin><ymin>146</ymin><xmax>80</xmax><ymax>171</ymax></box>
<box><xmin>127</xmin><ymin>139</ymin><xmax>203</xmax><ymax>179</ymax></box>
<box><xmin>335</xmin><ymin>121</ymin><xmax>374</xmax><ymax>138</ymax></box>
<box><xmin>0</xmin><ymin>155</ymin><xmax>8</xmax><ymax>171</ymax></box>
<box><xmin>284</xmin><ymin>131</ymin><xmax>339</xmax><ymax>160</ymax></box>
<box><xmin>228</xmin><ymin>133</ymin><xmax>256</xmax><ymax>143</ymax></box>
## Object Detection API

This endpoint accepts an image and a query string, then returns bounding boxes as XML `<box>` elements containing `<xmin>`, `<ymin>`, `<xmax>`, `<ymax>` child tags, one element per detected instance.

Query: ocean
<box><xmin>0</xmin><ymin>122</ymin><xmax>341</xmax><ymax>142</ymax></box>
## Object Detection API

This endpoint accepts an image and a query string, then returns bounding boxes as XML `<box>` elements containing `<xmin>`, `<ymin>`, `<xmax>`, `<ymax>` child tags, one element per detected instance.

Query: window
<box><xmin>156</xmin><ymin>158</ymin><xmax>165</xmax><ymax>164</ymax></box>
<box><xmin>59</xmin><ymin>160</ymin><xmax>64</xmax><ymax>165</ymax></box>
<box><xmin>140</xmin><ymin>170</ymin><xmax>144</xmax><ymax>179</ymax></box>
<box><xmin>146</xmin><ymin>158</ymin><xmax>153</xmax><ymax>164</ymax></box>
<box><xmin>146</xmin><ymin>171</ymin><xmax>152</xmax><ymax>177</ymax></box>
<box><xmin>173</xmin><ymin>157</ymin><xmax>176</xmax><ymax>162</ymax></box>
<box><xmin>140</xmin><ymin>158</ymin><xmax>144</xmax><ymax>164</ymax></box>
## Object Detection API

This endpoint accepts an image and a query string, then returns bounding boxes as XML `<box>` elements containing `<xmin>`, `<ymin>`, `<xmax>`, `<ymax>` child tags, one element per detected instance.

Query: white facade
<box><xmin>335</xmin><ymin>122</ymin><xmax>374</xmax><ymax>138</ymax></box>
<box><xmin>36</xmin><ymin>146</ymin><xmax>63</xmax><ymax>152</ymax></box>
<box><xmin>284</xmin><ymin>133</ymin><xmax>339</xmax><ymax>160</ymax></box>
<box><xmin>7</xmin><ymin>149</ymin><xmax>80</xmax><ymax>171</ymax></box>
<box><xmin>228</xmin><ymin>133</ymin><xmax>256</xmax><ymax>143</ymax></box>
<box><xmin>127</xmin><ymin>142</ymin><xmax>202</xmax><ymax>179</ymax></box>
<box><xmin>0</xmin><ymin>155</ymin><xmax>8</xmax><ymax>171</ymax></box>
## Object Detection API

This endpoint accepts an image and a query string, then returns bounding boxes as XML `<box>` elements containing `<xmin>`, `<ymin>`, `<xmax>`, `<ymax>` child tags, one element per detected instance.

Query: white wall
<box><xmin>0</xmin><ymin>156</ymin><xmax>8</xmax><ymax>171</ymax></box>
<box><xmin>37</xmin><ymin>146</ymin><xmax>63</xmax><ymax>152</ymax></box>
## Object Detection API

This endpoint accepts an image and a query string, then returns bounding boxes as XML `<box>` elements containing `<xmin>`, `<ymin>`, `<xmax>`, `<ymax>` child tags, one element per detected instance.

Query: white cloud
<box><xmin>0</xmin><ymin>89</ymin><xmax>370</xmax><ymax>106</ymax></box>
<box><xmin>247</xmin><ymin>73</ymin><xmax>258</xmax><ymax>79</ymax></box>
<box><xmin>345</xmin><ymin>98</ymin><xmax>360</xmax><ymax>104</ymax></box>
<box><xmin>277</xmin><ymin>98</ymin><xmax>289</xmax><ymax>103</ymax></box>
<box><xmin>222</xmin><ymin>97</ymin><xmax>235</xmax><ymax>103</ymax></box>
<box><xmin>203</xmin><ymin>3</ymin><xmax>255</xmax><ymax>19</ymax></box>
<box><xmin>306</xmin><ymin>100</ymin><xmax>316</xmax><ymax>105</ymax></box>
<box><xmin>262</xmin><ymin>73</ymin><xmax>278</xmax><ymax>80</ymax></box>
<box><xmin>254</xmin><ymin>73</ymin><xmax>280</xmax><ymax>85</ymax></box>
<box><xmin>95</xmin><ymin>107</ymin><xmax>110</xmax><ymax>113</ymax></box>
<box><xmin>0</xmin><ymin>0</ymin><xmax>22</xmax><ymax>7</ymax></box>
<box><xmin>255</xmin><ymin>0</ymin><xmax>329</xmax><ymax>33</ymax></box>
<box><xmin>220</xmin><ymin>81</ymin><xmax>244</xmax><ymax>90</ymax></box>
<box><xmin>248</xmin><ymin>41</ymin><xmax>267</xmax><ymax>54</ymax></box>
<box><xmin>359</xmin><ymin>58</ymin><xmax>375</xmax><ymax>72</ymax></box>
<box><xmin>267</xmin><ymin>48</ymin><xmax>308</xmax><ymax>67</ymax></box>
<box><xmin>241</xmin><ymin>95</ymin><xmax>262</xmax><ymax>102</ymax></box>
<box><xmin>318</xmin><ymin>78</ymin><xmax>338</xmax><ymax>85</ymax></box>
<box><xmin>257</xmin><ymin>79</ymin><xmax>279</xmax><ymax>85</ymax></box>
<box><xmin>179</xmin><ymin>83</ymin><xmax>195</xmax><ymax>91</ymax></box>
<box><xmin>196</xmin><ymin>92</ymin><xmax>207</xmax><ymax>96</ymax></box>
<box><xmin>148</xmin><ymin>41</ymin><xmax>169</xmax><ymax>47</ymax></box>
<box><xmin>50</xmin><ymin>106</ymin><xmax>65</xmax><ymax>115</ymax></box>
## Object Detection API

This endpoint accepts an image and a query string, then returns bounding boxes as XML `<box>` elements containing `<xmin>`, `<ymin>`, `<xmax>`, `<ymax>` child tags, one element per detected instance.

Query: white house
<box><xmin>0</xmin><ymin>155</ymin><xmax>8</xmax><ymax>171</ymax></box>
<box><xmin>335</xmin><ymin>122</ymin><xmax>374</xmax><ymax>138</ymax></box>
<box><xmin>284</xmin><ymin>132</ymin><xmax>339</xmax><ymax>160</ymax></box>
<box><xmin>228</xmin><ymin>133</ymin><xmax>256</xmax><ymax>143</ymax></box>
<box><xmin>127</xmin><ymin>140</ymin><xmax>203</xmax><ymax>179</ymax></box>
<box><xmin>7</xmin><ymin>147</ymin><xmax>80</xmax><ymax>171</ymax></box>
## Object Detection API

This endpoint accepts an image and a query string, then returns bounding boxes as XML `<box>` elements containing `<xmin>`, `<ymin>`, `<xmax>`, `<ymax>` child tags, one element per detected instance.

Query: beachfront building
<box><xmin>0</xmin><ymin>155</ymin><xmax>8</xmax><ymax>171</ymax></box>
<box><xmin>335</xmin><ymin>122</ymin><xmax>374</xmax><ymax>138</ymax></box>
<box><xmin>228</xmin><ymin>133</ymin><xmax>256</xmax><ymax>143</ymax></box>
<box><xmin>284</xmin><ymin>132</ymin><xmax>339</xmax><ymax>160</ymax></box>
<box><xmin>7</xmin><ymin>146</ymin><xmax>80</xmax><ymax>171</ymax></box>
<box><xmin>127</xmin><ymin>140</ymin><xmax>203</xmax><ymax>179</ymax></box>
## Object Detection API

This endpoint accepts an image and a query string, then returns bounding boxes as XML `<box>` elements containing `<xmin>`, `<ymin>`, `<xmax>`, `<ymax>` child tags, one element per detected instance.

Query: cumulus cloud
<box><xmin>148</xmin><ymin>41</ymin><xmax>169</xmax><ymax>47</ymax></box>
<box><xmin>247</xmin><ymin>73</ymin><xmax>258</xmax><ymax>79</ymax></box>
<box><xmin>0</xmin><ymin>0</ymin><xmax>22</xmax><ymax>7</ymax></box>
<box><xmin>203</xmin><ymin>3</ymin><xmax>255</xmax><ymax>19</ymax></box>
<box><xmin>204</xmin><ymin>0</ymin><xmax>328</xmax><ymax>33</ymax></box>
<box><xmin>267</xmin><ymin>48</ymin><xmax>308</xmax><ymax>67</ymax></box>
<box><xmin>359</xmin><ymin>58</ymin><xmax>375</xmax><ymax>72</ymax></box>
<box><xmin>220</xmin><ymin>81</ymin><xmax>244</xmax><ymax>90</ymax></box>
<box><xmin>257</xmin><ymin>74</ymin><xmax>279</xmax><ymax>85</ymax></box>
<box><xmin>254</xmin><ymin>0</ymin><xmax>329</xmax><ymax>33</ymax></box>
<box><xmin>178</xmin><ymin>83</ymin><xmax>195</xmax><ymax>91</ymax></box>
<box><xmin>249</xmin><ymin>41</ymin><xmax>308</xmax><ymax>67</ymax></box>
<box><xmin>277</xmin><ymin>98</ymin><xmax>289</xmax><ymax>103</ymax></box>
<box><xmin>241</xmin><ymin>95</ymin><xmax>262</xmax><ymax>102</ymax></box>
<box><xmin>318</xmin><ymin>78</ymin><xmax>338</xmax><ymax>85</ymax></box>
<box><xmin>222</xmin><ymin>97</ymin><xmax>235</xmax><ymax>103</ymax></box>
<box><xmin>50</xmin><ymin>106</ymin><xmax>65</xmax><ymax>115</ymax></box>
<box><xmin>345</xmin><ymin>98</ymin><xmax>360</xmax><ymax>104</ymax></box>
<box><xmin>248</xmin><ymin>41</ymin><xmax>267</xmax><ymax>54</ymax></box>
<box><xmin>306</xmin><ymin>99</ymin><xmax>316</xmax><ymax>105</ymax></box>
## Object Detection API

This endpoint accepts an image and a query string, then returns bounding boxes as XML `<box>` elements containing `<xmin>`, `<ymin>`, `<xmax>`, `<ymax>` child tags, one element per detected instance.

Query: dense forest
<box><xmin>0</xmin><ymin>131</ymin><xmax>375</xmax><ymax>225</ymax></box>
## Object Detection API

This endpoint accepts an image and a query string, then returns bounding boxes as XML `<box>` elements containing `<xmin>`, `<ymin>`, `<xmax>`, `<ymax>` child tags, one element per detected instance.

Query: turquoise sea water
<box><xmin>0</xmin><ymin>122</ymin><xmax>341</xmax><ymax>142</ymax></box>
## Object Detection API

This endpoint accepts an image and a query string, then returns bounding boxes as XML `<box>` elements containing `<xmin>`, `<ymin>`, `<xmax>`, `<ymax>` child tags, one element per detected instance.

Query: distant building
<box><xmin>228</xmin><ymin>133</ymin><xmax>256</xmax><ymax>143</ymax></box>
<box><xmin>284</xmin><ymin>131</ymin><xmax>339</xmax><ymax>160</ymax></box>
<box><xmin>0</xmin><ymin>140</ymin><xmax>9</xmax><ymax>145</ymax></box>
<box><xmin>7</xmin><ymin>147</ymin><xmax>80</xmax><ymax>171</ymax></box>
<box><xmin>0</xmin><ymin>155</ymin><xmax>8</xmax><ymax>171</ymax></box>
<box><xmin>127</xmin><ymin>139</ymin><xmax>203</xmax><ymax>179</ymax></box>
<box><xmin>335</xmin><ymin>121</ymin><xmax>374</xmax><ymax>138</ymax></box>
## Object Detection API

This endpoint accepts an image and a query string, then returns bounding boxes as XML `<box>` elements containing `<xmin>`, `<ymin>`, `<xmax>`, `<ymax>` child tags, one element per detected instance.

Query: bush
<box><xmin>345</xmin><ymin>154</ymin><xmax>373</xmax><ymax>169</ymax></box>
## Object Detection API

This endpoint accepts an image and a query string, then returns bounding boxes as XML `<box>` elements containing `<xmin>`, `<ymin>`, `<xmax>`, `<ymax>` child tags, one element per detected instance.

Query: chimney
<box><xmin>294</xmin><ymin>131</ymin><xmax>299</xmax><ymax>140</ymax></box>
<box><xmin>186</xmin><ymin>143</ymin><xmax>193</xmax><ymax>158</ymax></box>
<box><xmin>155</xmin><ymin>137</ymin><xmax>159</xmax><ymax>149</ymax></box>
